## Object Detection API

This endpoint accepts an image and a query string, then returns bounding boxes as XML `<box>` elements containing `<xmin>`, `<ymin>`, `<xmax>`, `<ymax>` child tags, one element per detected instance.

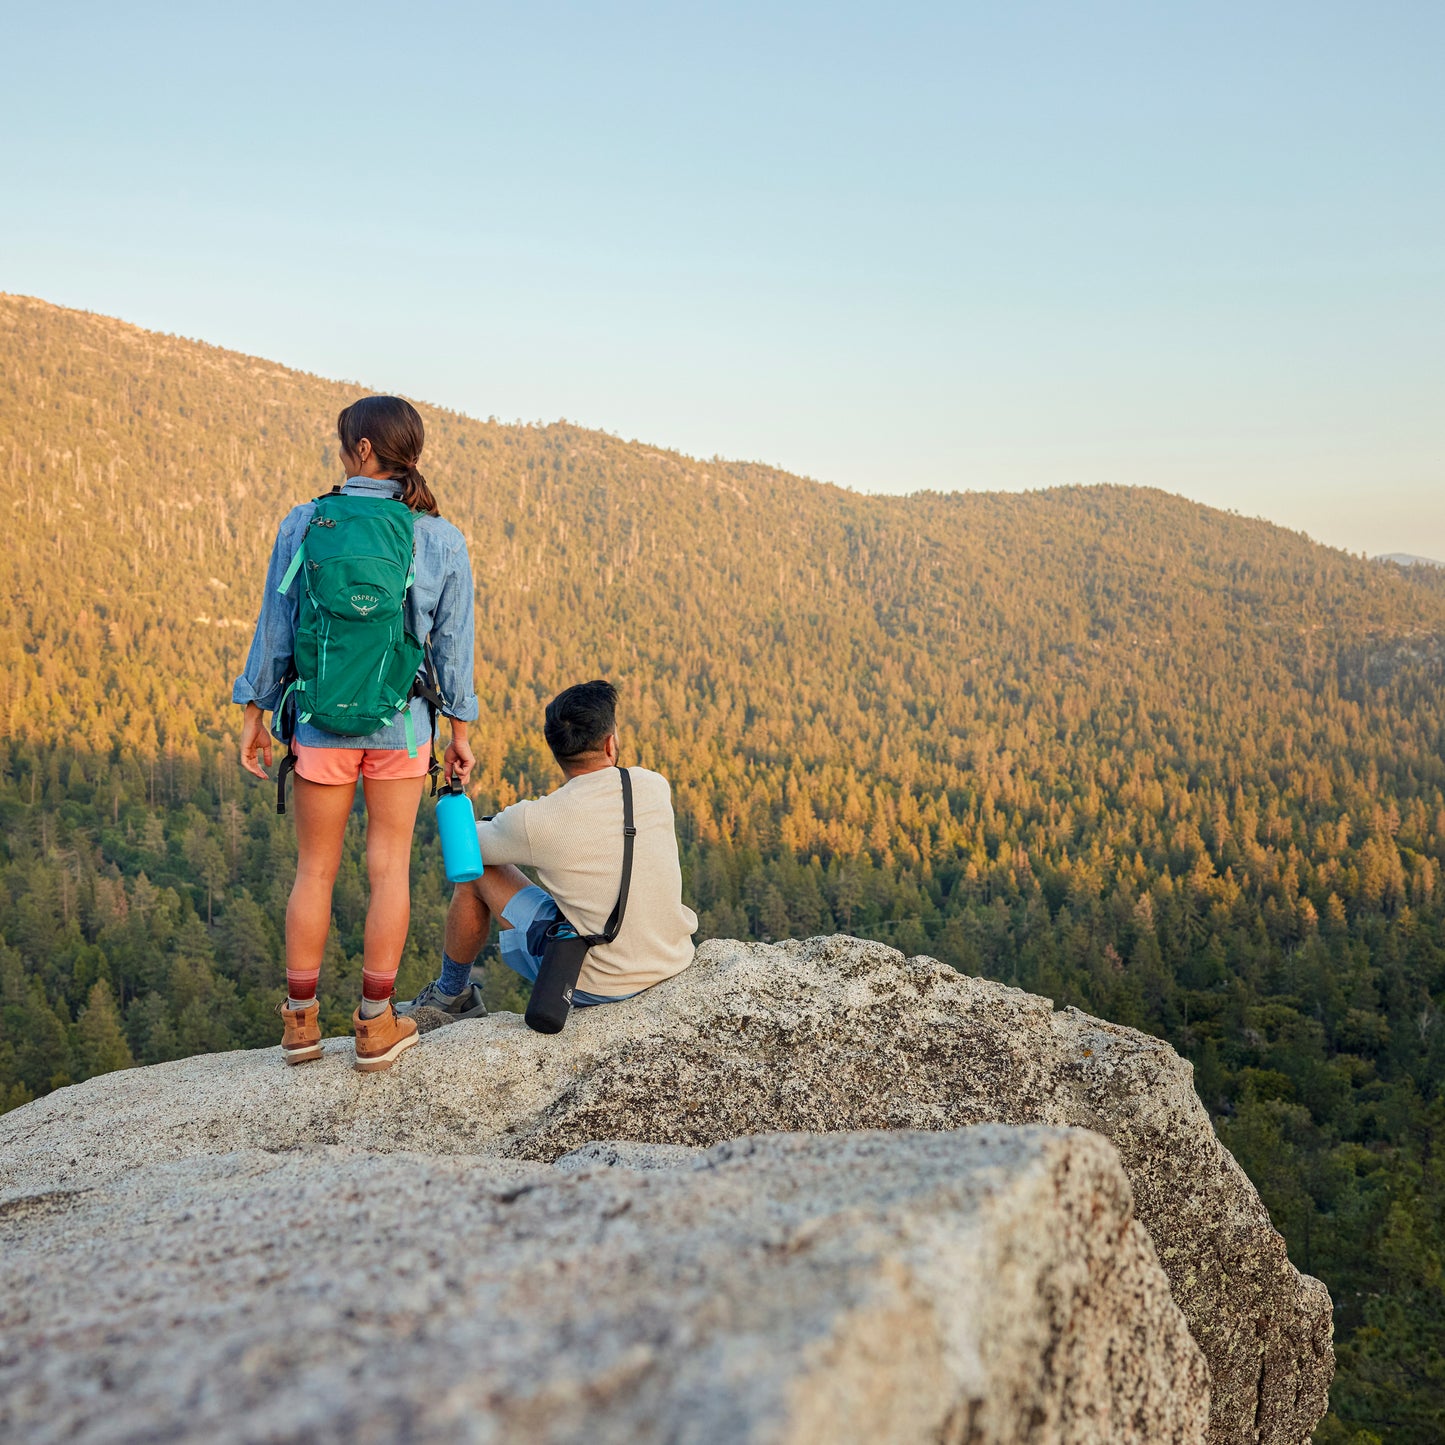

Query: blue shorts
<box><xmin>499</xmin><ymin>886</ymin><xmax>640</xmax><ymax>1008</ymax></box>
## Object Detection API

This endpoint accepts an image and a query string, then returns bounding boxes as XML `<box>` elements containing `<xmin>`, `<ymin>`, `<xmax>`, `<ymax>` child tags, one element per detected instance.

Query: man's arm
<box><xmin>475</xmin><ymin>801</ymin><xmax>535</xmax><ymax>869</ymax></box>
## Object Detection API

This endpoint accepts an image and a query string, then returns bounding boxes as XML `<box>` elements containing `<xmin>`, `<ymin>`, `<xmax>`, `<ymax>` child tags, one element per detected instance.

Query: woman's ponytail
<box><xmin>396</xmin><ymin>463</ymin><xmax>439</xmax><ymax>517</ymax></box>
<box><xmin>336</xmin><ymin>396</ymin><xmax>440</xmax><ymax>516</ymax></box>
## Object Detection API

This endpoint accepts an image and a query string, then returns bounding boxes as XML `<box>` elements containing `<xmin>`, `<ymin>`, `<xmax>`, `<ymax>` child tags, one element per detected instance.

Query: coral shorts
<box><xmin>292</xmin><ymin>744</ymin><xmax>430</xmax><ymax>785</ymax></box>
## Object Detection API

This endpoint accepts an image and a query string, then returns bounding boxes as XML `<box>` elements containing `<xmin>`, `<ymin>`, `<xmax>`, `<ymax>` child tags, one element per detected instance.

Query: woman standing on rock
<box><xmin>233</xmin><ymin>396</ymin><xmax>478</xmax><ymax>1071</ymax></box>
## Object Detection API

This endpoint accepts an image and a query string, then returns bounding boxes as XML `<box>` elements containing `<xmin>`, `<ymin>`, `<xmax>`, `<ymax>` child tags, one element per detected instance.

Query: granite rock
<box><xmin>0</xmin><ymin>1127</ymin><xmax>1207</xmax><ymax>1445</ymax></box>
<box><xmin>0</xmin><ymin>935</ymin><xmax>1332</xmax><ymax>1442</ymax></box>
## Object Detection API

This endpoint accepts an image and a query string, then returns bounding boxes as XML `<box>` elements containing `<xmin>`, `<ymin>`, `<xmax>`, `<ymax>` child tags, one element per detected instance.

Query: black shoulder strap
<box><xmin>588</xmin><ymin>768</ymin><xmax>635</xmax><ymax>946</ymax></box>
<box><xmin>319</xmin><ymin>483</ymin><xmax>401</xmax><ymax>499</ymax></box>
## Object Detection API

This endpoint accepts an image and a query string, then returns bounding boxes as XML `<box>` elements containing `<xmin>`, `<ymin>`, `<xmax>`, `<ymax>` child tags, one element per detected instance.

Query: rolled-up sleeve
<box><xmin>430</xmin><ymin>536</ymin><xmax>479</xmax><ymax>721</ymax></box>
<box><xmin>232</xmin><ymin>511</ymin><xmax>304</xmax><ymax>713</ymax></box>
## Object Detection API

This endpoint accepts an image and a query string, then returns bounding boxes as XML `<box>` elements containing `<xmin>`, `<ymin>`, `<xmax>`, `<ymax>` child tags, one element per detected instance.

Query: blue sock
<box><xmin>438</xmin><ymin>951</ymin><xmax>474</xmax><ymax>997</ymax></box>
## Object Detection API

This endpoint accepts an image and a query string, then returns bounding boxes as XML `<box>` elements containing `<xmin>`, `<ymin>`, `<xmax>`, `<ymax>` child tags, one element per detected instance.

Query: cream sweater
<box><xmin>476</xmin><ymin>766</ymin><xmax>698</xmax><ymax>996</ymax></box>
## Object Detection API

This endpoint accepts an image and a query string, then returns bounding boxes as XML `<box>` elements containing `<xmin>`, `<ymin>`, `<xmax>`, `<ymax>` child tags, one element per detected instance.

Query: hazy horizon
<box><xmin>4</xmin><ymin>3</ymin><xmax>1441</xmax><ymax>558</ymax></box>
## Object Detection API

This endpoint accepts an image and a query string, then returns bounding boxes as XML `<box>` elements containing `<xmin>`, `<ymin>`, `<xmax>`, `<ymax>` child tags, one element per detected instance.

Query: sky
<box><xmin>3</xmin><ymin>2</ymin><xmax>1442</xmax><ymax>558</ymax></box>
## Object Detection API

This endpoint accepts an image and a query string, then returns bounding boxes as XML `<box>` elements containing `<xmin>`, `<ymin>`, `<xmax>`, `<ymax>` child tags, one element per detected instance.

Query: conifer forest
<box><xmin>2</xmin><ymin>295</ymin><xmax>1442</xmax><ymax>1440</ymax></box>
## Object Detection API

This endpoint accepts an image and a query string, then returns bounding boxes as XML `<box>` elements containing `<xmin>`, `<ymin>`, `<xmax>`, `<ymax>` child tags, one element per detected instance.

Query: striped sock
<box><xmin>360</xmin><ymin>969</ymin><xmax>396</xmax><ymax>1019</ymax></box>
<box><xmin>286</xmin><ymin>970</ymin><xmax>319</xmax><ymax>1005</ymax></box>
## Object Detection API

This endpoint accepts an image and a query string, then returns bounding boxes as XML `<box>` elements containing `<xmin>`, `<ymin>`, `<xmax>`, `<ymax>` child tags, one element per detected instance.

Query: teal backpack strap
<box><xmin>277</xmin><ymin>488</ymin><xmax>345</xmax><ymax>595</ymax></box>
<box><xmin>402</xmin><ymin>706</ymin><xmax>418</xmax><ymax>759</ymax></box>
<box><xmin>278</xmin><ymin>678</ymin><xmax>311</xmax><ymax>725</ymax></box>
<box><xmin>277</xmin><ymin>539</ymin><xmax>306</xmax><ymax>596</ymax></box>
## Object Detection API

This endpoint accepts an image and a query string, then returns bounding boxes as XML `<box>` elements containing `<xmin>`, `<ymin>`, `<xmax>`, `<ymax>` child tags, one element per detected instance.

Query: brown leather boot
<box><xmin>279</xmin><ymin>1000</ymin><xmax>323</xmax><ymax>1065</ymax></box>
<box><xmin>352</xmin><ymin>1000</ymin><xmax>419</xmax><ymax>1073</ymax></box>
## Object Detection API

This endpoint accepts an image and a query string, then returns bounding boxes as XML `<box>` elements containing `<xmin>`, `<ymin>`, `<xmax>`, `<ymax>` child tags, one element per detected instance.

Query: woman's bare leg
<box><xmin>359</xmin><ymin>773</ymin><xmax>427</xmax><ymax>1002</ymax></box>
<box><xmin>285</xmin><ymin>775</ymin><xmax>356</xmax><ymax>999</ymax></box>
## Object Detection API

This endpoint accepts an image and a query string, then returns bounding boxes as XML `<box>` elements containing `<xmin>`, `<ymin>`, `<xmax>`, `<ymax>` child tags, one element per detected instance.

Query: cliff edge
<box><xmin>0</xmin><ymin>935</ymin><xmax>1331</xmax><ymax>1443</ymax></box>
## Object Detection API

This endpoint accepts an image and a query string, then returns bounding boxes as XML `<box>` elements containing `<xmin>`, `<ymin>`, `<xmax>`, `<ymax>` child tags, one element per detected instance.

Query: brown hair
<box><xmin>336</xmin><ymin>395</ymin><xmax>439</xmax><ymax>515</ymax></box>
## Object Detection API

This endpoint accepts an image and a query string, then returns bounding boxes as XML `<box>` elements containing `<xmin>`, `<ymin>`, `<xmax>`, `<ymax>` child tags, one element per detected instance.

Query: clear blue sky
<box><xmin>4</xmin><ymin>2</ymin><xmax>1442</xmax><ymax>557</ymax></box>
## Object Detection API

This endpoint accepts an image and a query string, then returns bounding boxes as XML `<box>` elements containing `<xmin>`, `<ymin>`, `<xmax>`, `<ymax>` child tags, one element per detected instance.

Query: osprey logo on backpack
<box><xmin>350</xmin><ymin>592</ymin><xmax>381</xmax><ymax>616</ymax></box>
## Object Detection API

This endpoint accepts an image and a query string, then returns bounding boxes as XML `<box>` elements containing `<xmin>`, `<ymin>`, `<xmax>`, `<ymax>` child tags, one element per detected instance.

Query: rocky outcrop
<box><xmin>0</xmin><ymin>1127</ymin><xmax>1207</xmax><ymax>1445</ymax></box>
<box><xmin>0</xmin><ymin>936</ymin><xmax>1332</xmax><ymax>1442</ymax></box>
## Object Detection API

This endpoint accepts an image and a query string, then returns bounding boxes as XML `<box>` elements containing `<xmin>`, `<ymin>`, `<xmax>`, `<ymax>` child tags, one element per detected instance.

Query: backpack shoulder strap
<box><xmin>278</xmin><ymin>492</ymin><xmax>339</xmax><ymax>594</ymax></box>
<box><xmin>590</xmin><ymin>768</ymin><xmax>635</xmax><ymax>946</ymax></box>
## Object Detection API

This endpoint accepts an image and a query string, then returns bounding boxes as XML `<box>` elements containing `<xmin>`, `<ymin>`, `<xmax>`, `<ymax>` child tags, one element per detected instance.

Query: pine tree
<box><xmin>75</xmin><ymin>979</ymin><xmax>135</xmax><ymax>1078</ymax></box>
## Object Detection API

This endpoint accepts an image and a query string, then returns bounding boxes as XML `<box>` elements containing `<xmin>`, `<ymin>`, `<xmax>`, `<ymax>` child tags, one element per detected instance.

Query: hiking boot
<box><xmin>279</xmin><ymin>1000</ymin><xmax>323</xmax><ymax>1065</ymax></box>
<box><xmin>397</xmin><ymin>980</ymin><xmax>487</xmax><ymax>1020</ymax></box>
<box><xmin>352</xmin><ymin>1000</ymin><xmax>419</xmax><ymax>1073</ymax></box>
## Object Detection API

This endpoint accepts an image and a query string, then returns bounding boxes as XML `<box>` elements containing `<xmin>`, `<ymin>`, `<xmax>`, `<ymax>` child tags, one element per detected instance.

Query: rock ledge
<box><xmin>0</xmin><ymin>935</ymin><xmax>1332</xmax><ymax>1443</ymax></box>
<box><xmin>0</xmin><ymin>1128</ymin><xmax>1208</xmax><ymax>1444</ymax></box>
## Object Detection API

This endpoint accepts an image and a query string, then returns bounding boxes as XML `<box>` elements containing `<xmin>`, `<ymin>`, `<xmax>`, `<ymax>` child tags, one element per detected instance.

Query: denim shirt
<box><xmin>232</xmin><ymin>476</ymin><xmax>479</xmax><ymax>748</ymax></box>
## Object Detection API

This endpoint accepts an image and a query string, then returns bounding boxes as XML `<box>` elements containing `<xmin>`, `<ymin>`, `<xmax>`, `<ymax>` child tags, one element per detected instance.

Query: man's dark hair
<box><xmin>544</xmin><ymin>680</ymin><xmax>618</xmax><ymax>762</ymax></box>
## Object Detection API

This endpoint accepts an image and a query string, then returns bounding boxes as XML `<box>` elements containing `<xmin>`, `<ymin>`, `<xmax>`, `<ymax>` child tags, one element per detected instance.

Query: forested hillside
<box><xmin>2</xmin><ymin>294</ymin><xmax>1443</xmax><ymax>1440</ymax></box>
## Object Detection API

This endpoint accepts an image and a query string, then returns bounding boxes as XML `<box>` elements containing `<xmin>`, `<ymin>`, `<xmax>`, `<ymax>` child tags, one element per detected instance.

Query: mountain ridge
<box><xmin>0</xmin><ymin>289</ymin><xmax>1413</xmax><ymax>557</ymax></box>
<box><xmin>1377</xmin><ymin>552</ymin><xmax>1444</xmax><ymax>568</ymax></box>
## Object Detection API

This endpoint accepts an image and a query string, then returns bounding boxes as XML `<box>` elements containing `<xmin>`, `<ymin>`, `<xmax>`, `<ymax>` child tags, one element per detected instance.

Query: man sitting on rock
<box><xmin>403</xmin><ymin>679</ymin><xmax>698</xmax><ymax>1017</ymax></box>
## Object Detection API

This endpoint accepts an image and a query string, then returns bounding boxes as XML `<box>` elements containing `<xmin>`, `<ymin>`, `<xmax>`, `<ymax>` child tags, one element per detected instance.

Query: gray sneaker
<box><xmin>398</xmin><ymin>980</ymin><xmax>487</xmax><ymax>1020</ymax></box>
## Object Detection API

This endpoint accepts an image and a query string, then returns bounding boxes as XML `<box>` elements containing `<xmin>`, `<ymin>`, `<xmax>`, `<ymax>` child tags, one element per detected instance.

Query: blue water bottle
<box><xmin>437</xmin><ymin>781</ymin><xmax>484</xmax><ymax>883</ymax></box>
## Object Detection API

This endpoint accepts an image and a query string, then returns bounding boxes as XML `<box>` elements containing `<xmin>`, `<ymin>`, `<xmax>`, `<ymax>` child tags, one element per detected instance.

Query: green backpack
<box><xmin>272</xmin><ymin>490</ymin><xmax>440</xmax><ymax>810</ymax></box>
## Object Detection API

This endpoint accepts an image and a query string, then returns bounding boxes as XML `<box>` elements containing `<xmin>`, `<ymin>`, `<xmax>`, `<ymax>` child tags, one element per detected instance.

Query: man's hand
<box><xmin>240</xmin><ymin>702</ymin><xmax>275</xmax><ymax>780</ymax></box>
<box><xmin>444</xmin><ymin>732</ymin><xmax>475</xmax><ymax>787</ymax></box>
